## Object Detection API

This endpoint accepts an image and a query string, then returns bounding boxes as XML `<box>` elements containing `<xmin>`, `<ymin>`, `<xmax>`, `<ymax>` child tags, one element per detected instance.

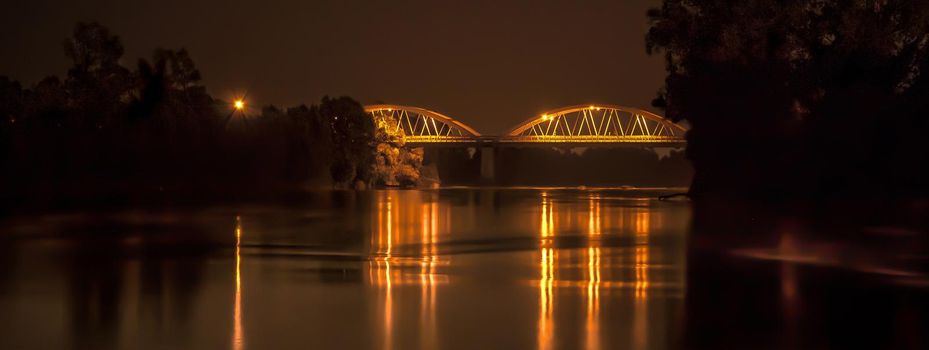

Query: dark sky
<box><xmin>1</xmin><ymin>0</ymin><xmax>665</xmax><ymax>134</ymax></box>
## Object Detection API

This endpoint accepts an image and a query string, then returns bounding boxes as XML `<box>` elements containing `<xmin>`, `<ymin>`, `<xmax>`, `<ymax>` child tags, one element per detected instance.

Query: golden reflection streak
<box><xmin>383</xmin><ymin>259</ymin><xmax>392</xmax><ymax>350</ymax></box>
<box><xmin>588</xmin><ymin>194</ymin><xmax>601</xmax><ymax>237</ymax></box>
<box><xmin>386</xmin><ymin>197</ymin><xmax>393</xmax><ymax>259</ymax></box>
<box><xmin>633</xmin><ymin>210</ymin><xmax>650</xmax><ymax>298</ymax></box>
<box><xmin>586</xmin><ymin>245</ymin><xmax>601</xmax><ymax>350</ymax></box>
<box><xmin>419</xmin><ymin>198</ymin><xmax>438</xmax><ymax>350</ymax></box>
<box><xmin>540</xmin><ymin>194</ymin><xmax>551</xmax><ymax>239</ymax></box>
<box><xmin>585</xmin><ymin>194</ymin><xmax>601</xmax><ymax>350</ymax></box>
<box><xmin>634</xmin><ymin>245</ymin><xmax>649</xmax><ymax>299</ymax></box>
<box><xmin>635</xmin><ymin>211</ymin><xmax>649</xmax><ymax>236</ymax></box>
<box><xmin>369</xmin><ymin>192</ymin><xmax>395</xmax><ymax>350</ymax></box>
<box><xmin>633</xmin><ymin>210</ymin><xmax>649</xmax><ymax>350</ymax></box>
<box><xmin>372</xmin><ymin>192</ymin><xmax>446</xmax><ymax>350</ymax></box>
<box><xmin>538</xmin><ymin>193</ymin><xmax>554</xmax><ymax>350</ymax></box>
<box><xmin>384</xmin><ymin>195</ymin><xmax>393</xmax><ymax>350</ymax></box>
<box><xmin>539</xmin><ymin>247</ymin><xmax>554</xmax><ymax>350</ymax></box>
<box><xmin>233</xmin><ymin>216</ymin><xmax>243</xmax><ymax>350</ymax></box>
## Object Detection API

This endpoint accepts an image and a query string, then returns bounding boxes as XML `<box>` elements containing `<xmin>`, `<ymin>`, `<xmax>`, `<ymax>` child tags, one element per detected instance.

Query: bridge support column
<box><xmin>480</xmin><ymin>146</ymin><xmax>495</xmax><ymax>183</ymax></box>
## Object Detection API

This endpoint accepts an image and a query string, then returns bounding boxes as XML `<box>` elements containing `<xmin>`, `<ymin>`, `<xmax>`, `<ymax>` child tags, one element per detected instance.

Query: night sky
<box><xmin>1</xmin><ymin>0</ymin><xmax>664</xmax><ymax>134</ymax></box>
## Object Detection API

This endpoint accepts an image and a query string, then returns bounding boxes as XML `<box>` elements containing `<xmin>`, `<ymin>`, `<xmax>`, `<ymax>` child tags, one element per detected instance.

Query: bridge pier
<box><xmin>480</xmin><ymin>146</ymin><xmax>495</xmax><ymax>183</ymax></box>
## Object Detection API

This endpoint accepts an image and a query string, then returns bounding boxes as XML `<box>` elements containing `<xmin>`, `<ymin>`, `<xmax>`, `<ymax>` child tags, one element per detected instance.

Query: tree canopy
<box><xmin>0</xmin><ymin>22</ymin><xmax>418</xmax><ymax>203</ymax></box>
<box><xmin>647</xmin><ymin>0</ymin><xmax>929</xmax><ymax>201</ymax></box>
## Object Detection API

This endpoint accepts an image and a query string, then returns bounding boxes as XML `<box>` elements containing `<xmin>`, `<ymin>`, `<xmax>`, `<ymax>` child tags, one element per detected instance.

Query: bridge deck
<box><xmin>404</xmin><ymin>137</ymin><xmax>686</xmax><ymax>148</ymax></box>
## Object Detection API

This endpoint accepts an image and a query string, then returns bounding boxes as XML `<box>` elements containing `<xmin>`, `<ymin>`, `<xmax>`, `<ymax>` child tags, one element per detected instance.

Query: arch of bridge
<box><xmin>364</xmin><ymin>104</ymin><xmax>482</xmax><ymax>139</ymax></box>
<box><xmin>504</xmin><ymin>104</ymin><xmax>686</xmax><ymax>140</ymax></box>
<box><xmin>364</xmin><ymin>104</ymin><xmax>686</xmax><ymax>143</ymax></box>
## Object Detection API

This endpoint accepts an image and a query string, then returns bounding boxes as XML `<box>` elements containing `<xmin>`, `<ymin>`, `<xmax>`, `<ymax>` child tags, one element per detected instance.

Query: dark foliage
<box><xmin>495</xmin><ymin>147</ymin><xmax>692</xmax><ymax>187</ymax></box>
<box><xmin>0</xmin><ymin>22</ymin><xmax>378</xmax><ymax>206</ymax></box>
<box><xmin>647</xmin><ymin>0</ymin><xmax>929</xmax><ymax>204</ymax></box>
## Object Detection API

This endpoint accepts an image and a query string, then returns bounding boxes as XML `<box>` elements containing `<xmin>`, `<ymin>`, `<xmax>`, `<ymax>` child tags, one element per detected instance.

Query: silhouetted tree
<box><xmin>63</xmin><ymin>21</ymin><xmax>132</xmax><ymax>130</ymax></box>
<box><xmin>646</xmin><ymin>0</ymin><xmax>929</xmax><ymax>202</ymax></box>
<box><xmin>0</xmin><ymin>22</ymin><xmax>390</xmax><ymax>206</ymax></box>
<box><xmin>320</xmin><ymin>96</ymin><xmax>375</xmax><ymax>187</ymax></box>
<box><xmin>285</xmin><ymin>103</ymin><xmax>334</xmax><ymax>185</ymax></box>
<box><xmin>0</xmin><ymin>77</ymin><xmax>23</xmax><ymax>184</ymax></box>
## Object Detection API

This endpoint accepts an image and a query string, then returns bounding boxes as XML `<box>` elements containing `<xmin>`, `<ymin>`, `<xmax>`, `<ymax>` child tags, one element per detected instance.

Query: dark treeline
<box><xmin>0</xmin><ymin>22</ymin><xmax>416</xmax><ymax>207</ymax></box>
<box><xmin>496</xmin><ymin>148</ymin><xmax>691</xmax><ymax>187</ymax></box>
<box><xmin>420</xmin><ymin>147</ymin><xmax>691</xmax><ymax>187</ymax></box>
<box><xmin>426</xmin><ymin>148</ymin><xmax>483</xmax><ymax>185</ymax></box>
<box><xmin>647</xmin><ymin>1</ymin><xmax>929</xmax><ymax>211</ymax></box>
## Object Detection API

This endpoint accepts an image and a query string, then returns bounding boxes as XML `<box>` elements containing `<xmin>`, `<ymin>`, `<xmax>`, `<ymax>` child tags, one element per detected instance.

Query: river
<box><xmin>0</xmin><ymin>188</ymin><xmax>925</xmax><ymax>349</ymax></box>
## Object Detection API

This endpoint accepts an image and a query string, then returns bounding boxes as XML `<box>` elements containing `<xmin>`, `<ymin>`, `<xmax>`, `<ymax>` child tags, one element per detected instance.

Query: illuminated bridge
<box><xmin>365</xmin><ymin>104</ymin><xmax>687</xmax><ymax>180</ymax></box>
<box><xmin>365</xmin><ymin>104</ymin><xmax>687</xmax><ymax>147</ymax></box>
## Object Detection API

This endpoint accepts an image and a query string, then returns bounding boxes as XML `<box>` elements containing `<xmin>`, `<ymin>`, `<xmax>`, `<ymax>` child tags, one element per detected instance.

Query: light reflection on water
<box><xmin>233</xmin><ymin>216</ymin><xmax>244</xmax><ymax>350</ymax></box>
<box><xmin>368</xmin><ymin>191</ymin><xmax>445</xmax><ymax>350</ymax></box>
<box><xmin>363</xmin><ymin>190</ymin><xmax>686</xmax><ymax>350</ymax></box>
<box><xmin>0</xmin><ymin>188</ymin><xmax>690</xmax><ymax>350</ymax></box>
<box><xmin>2</xmin><ymin>189</ymin><xmax>924</xmax><ymax>349</ymax></box>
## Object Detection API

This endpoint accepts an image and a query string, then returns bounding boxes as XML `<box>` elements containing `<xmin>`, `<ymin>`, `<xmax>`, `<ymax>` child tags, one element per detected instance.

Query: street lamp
<box><xmin>224</xmin><ymin>98</ymin><xmax>247</xmax><ymax>128</ymax></box>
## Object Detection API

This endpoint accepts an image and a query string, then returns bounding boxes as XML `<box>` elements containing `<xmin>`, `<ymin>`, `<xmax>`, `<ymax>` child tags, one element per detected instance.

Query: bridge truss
<box><xmin>502</xmin><ymin>105</ymin><xmax>686</xmax><ymax>145</ymax></box>
<box><xmin>365</xmin><ymin>104</ymin><xmax>481</xmax><ymax>144</ymax></box>
<box><xmin>364</xmin><ymin>104</ymin><xmax>686</xmax><ymax>146</ymax></box>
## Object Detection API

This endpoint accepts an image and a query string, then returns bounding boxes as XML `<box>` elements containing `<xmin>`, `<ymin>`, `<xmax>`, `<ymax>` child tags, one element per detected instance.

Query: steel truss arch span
<box><xmin>503</xmin><ymin>104</ymin><xmax>687</xmax><ymax>144</ymax></box>
<box><xmin>365</xmin><ymin>104</ymin><xmax>481</xmax><ymax>144</ymax></box>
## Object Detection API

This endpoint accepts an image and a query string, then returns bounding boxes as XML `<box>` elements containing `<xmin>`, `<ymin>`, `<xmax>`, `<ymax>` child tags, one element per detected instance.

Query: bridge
<box><xmin>365</xmin><ymin>104</ymin><xmax>686</xmax><ymax>147</ymax></box>
<box><xmin>364</xmin><ymin>104</ymin><xmax>687</xmax><ymax>180</ymax></box>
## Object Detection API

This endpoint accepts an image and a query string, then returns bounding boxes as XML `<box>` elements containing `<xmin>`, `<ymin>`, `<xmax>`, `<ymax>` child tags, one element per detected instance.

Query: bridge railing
<box><xmin>404</xmin><ymin>135</ymin><xmax>480</xmax><ymax>143</ymax></box>
<box><xmin>496</xmin><ymin>135</ymin><xmax>685</xmax><ymax>143</ymax></box>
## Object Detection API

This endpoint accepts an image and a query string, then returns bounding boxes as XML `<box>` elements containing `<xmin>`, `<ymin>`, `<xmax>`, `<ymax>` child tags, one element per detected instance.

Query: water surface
<box><xmin>1</xmin><ymin>188</ymin><xmax>926</xmax><ymax>349</ymax></box>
